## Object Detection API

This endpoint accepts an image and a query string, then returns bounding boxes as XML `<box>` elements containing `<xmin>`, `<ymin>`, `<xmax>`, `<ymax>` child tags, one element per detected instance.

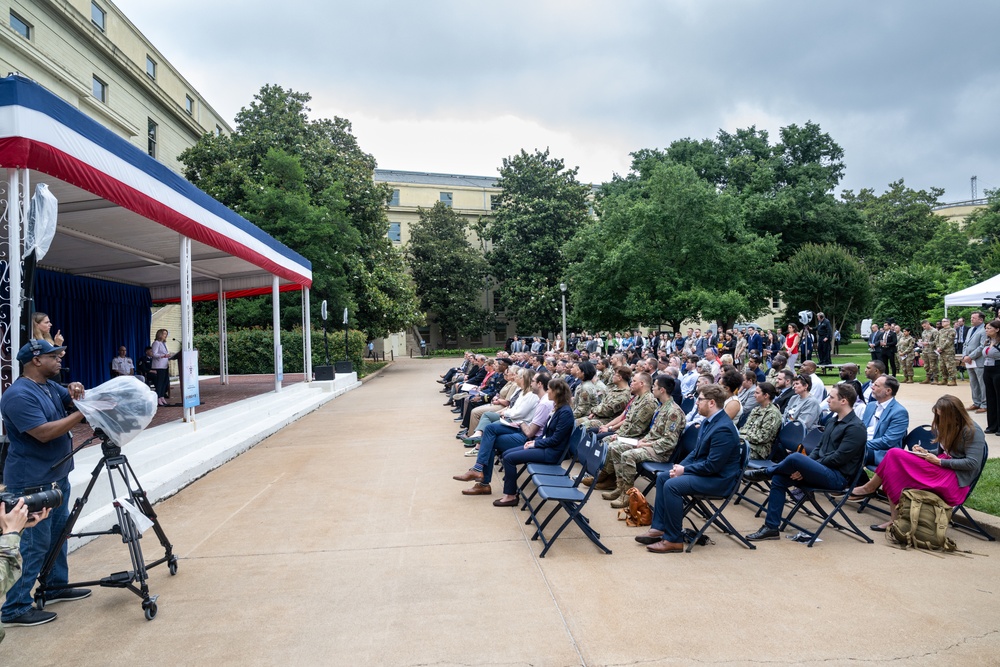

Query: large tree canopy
<box><xmin>478</xmin><ymin>149</ymin><xmax>591</xmax><ymax>335</ymax></box>
<box><xmin>778</xmin><ymin>243</ymin><xmax>872</xmax><ymax>336</ymax></box>
<box><xmin>180</xmin><ymin>84</ymin><xmax>419</xmax><ymax>338</ymax></box>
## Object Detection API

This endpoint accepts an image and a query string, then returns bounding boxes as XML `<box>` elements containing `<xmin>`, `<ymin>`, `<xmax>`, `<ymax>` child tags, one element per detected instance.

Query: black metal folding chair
<box><xmin>515</xmin><ymin>426</ymin><xmax>588</xmax><ymax>500</ymax></box>
<box><xmin>779</xmin><ymin>465</ymin><xmax>874</xmax><ymax>547</ymax></box>
<box><xmin>637</xmin><ymin>424</ymin><xmax>699</xmax><ymax>496</ymax></box>
<box><xmin>856</xmin><ymin>425</ymin><xmax>932</xmax><ymax>516</ymax></box>
<box><xmin>679</xmin><ymin>438</ymin><xmax>756</xmax><ymax>552</ymax></box>
<box><xmin>524</xmin><ymin>439</ymin><xmax>612</xmax><ymax>557</ymax></box>
<box><xmin>951</xmin><ymin>442</ymin><xmax>995</xmax><ymax>541</ymax></box>
<box><xmin>518</xmin><ymin>429</ymin><xmax>594</xmax><ymax>511</ymax></box>
<box><xmin>734</xmin><ymin>420</ymin><xmax>804</xmax><ymax>512</ymax></box>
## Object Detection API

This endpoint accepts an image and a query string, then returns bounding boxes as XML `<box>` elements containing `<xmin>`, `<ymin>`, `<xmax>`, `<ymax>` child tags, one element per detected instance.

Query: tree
<box><xmin>872</xmin><ymin>264</ymin><xmax>944</xmax><ymax>330</ymax></box>
<box><xmin>406</xmin><ymin>202</ymin><xmax>493</xmax><ymax>340</ymax></box>
<box><xmin>564</xmin><ymin>160</ymin><xmax>778</xmax><ymax>332</ymax></box>
<box><xmin>180</xmin><ymin>85</ymin><xmax>419</xmax><ymax>338</ymax></box>
<box><xmin>478</xmin><ymin>149</ymin><xmax>591</xmax><ymax>334</ymax></box>
<box><xmin>778</xmin><ymin>243</ymin><xmax>872</xmax><ymax>336</ymax></box>
<box><xmin>842</xmin><ymin>179</ymin><xmax>946</xmax><ymax>272</ymax></box>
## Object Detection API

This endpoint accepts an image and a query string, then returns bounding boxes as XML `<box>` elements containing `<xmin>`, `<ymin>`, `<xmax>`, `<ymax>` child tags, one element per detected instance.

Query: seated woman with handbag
<box><xmin>492</xmin><ymin>378</ymin><xmax>576</xmax><ymax>507</ymax></box>
<box><xmin>851</xmin><ymin>394</ymin><xmax>986</xmax><ymax>531</ymax></box>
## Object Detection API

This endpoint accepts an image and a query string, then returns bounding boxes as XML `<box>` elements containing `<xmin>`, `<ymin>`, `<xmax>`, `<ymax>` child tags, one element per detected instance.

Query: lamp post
<box><xmin>560</xmin><ymin>282</ymin><xmax>567</xmax><ymax>350</ymax></box>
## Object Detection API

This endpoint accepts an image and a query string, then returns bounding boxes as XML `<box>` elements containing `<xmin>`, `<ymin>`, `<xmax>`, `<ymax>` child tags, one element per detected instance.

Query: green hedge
<box><xmin>194</xmin><ymin>328</ymin><xmax>366</xmax><ymax>375</ymax></box>
<box><xmin>424</xmin><ymin>346</ymin><xmax>503</xmax><ymax>358</ymax></box>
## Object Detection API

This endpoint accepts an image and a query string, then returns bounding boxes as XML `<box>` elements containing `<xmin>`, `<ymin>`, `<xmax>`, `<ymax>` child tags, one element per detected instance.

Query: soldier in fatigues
<box><xmin>586</xmin><ymin>373</ymin><xmax>660</xmax><ymax>492</ymax></box>
<box><xmin>896</xmin><ymin>326</ymin><xmax>916</xmax><ymax>383</ymax></box>
<box><xmin>936</xmin><ymin>317</ymin><xmax>958</xmax><ymax>386</ymax></box>
<box><xmin>919</xmin><ymin>320</ymin><xmax>938</xmax><ymax>384</ymax></box>
<box><xmin>578</xmin><ymin>367</ymin><xmax>631</xmax><ymax>429</ymax></box>
<box><xmin>604</xmin><ymin>381</ymin><xmax>686</xmax><ymax>508</ymax></box>
<box><xmin>739</xmin><ymin>383</ymin><xmax>783</xmax><ymax>460</ymax></box>
<box><xmin>570</xmin><ymin>362</ymin><xmax>600</xmax><ymax>420</ymax></box>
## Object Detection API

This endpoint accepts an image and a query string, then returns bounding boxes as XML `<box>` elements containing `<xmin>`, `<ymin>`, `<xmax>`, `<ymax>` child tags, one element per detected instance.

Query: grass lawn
<box><xmin>816</xmin><ymin>342</ymin><xmax>945</xmax><ymax>386</ymax></box>
<box><xmin>965</xmin><ymin>458</ymin><xmax>1000</xmax><ymax>517</ymax></box>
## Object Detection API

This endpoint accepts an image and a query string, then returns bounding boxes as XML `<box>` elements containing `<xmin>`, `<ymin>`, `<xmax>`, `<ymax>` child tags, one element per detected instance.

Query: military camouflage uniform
<box><xmin>572</xmin><ymin>380</ymin><xmax>600</xmax><ymax>420</ymax></box>
<box><xmin>604</xmin><ymin>399</ymin><xmax>686</xmax><ymax>507</ymax></box>
<box><xmin>896</xmin><ymin>333</ymin><xmax>916</xmax><ymax>383</ymax></box>
<box><xmin>936</xmin><ymin>327</ymin><xmax>957</xmax><ymax>385</ymax></box>
<box><xmin>739</xmin><ymin>403</ymin><xmax>782</xmax><ymax>460</ymax></box>
<box><xmin>599</xmin><ymin>368</ymin><xmax>614</xmax><ymax>386</ymax></box>
<box><xmin>920</xmin><ymin>326</ymin><xmax>938</xmax><ymax>383</ymax></box>
<box><xmin>613</xmin><ymin>390</ymin><xmax>658</xmax><ymax>440</ymax></box>
<box><xmin>1</xmin><ymin>533</ymin><xmax>23</xmax><ymax>644</ymax></box>
<box><xmin>578</xmin><ymin>385</ymin><xmax>630</xmax><ymax>429</ymax></box>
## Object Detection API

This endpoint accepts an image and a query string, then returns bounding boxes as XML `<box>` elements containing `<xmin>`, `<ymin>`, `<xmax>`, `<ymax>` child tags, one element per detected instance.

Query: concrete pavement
<box><xmin>3</xmin><ymin>357</ymin><xmax>1000</xmax><ymax>665</ymax></box>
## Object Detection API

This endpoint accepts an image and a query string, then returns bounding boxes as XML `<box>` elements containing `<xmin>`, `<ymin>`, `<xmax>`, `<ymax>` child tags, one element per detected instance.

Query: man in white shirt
<box><xmin>861</xmin><ymin>374</ymin><xmax>909</xmax><ymax>465</ymax></box>
<box><xmin>704</xmin><ymin>348</ymin><xmax>722</xmax><ymax>381</ymax></box>
<box><xmin>111</xmin><ymin>346</ymin><xmax>134</xmax><ymax>376</ymax></box>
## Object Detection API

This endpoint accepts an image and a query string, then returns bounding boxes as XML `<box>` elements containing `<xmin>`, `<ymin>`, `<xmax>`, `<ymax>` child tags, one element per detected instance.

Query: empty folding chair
<box><xmin>525</xmin><ymin>439</ymin><xmax>612</xmax><ymax>557</ymax></box>
<box><xmin>516</xmin><ymin>426</ymin><xmax>588</xmax><ymax>498</ymax></box>
<box><xmin>778</xmin><ymin>465</ymin><xmax>874</xmax><ymax>547</ymax></box>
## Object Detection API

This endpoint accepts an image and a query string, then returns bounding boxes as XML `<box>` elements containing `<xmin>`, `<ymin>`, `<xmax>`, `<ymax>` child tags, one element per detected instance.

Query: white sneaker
<box><xmin>464</xmin><ymin>448</ymin><xmax>479</xmax><ymax>457</ymax></box>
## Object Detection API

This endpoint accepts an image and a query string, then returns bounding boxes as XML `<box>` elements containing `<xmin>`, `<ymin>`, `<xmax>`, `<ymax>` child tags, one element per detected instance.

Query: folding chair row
<box><xmin>778</xmin><ymin>464</ymin><xmax>874</xmax><ymax>547</ymax></box>
<box><xmin>637</xmin><ymin>424</ymin><xmax>699</xmax><ymax>496</ymax></box>
<box><xmin>679</xmin><ymin>437</ymin><xmax>757</xmax><ymax>552</ymax></box>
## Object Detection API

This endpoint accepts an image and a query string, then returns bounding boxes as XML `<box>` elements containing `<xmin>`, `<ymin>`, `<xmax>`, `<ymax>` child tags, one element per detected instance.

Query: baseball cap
<box><xmin>16</xmin><ymin>338</ymin><xmax>67</xmax><ymax>364</ymax></box>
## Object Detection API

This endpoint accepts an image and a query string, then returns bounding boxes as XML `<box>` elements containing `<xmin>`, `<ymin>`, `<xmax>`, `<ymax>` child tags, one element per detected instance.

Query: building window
<box><xmin>215</xmin><ymin>125</ymin><xmax>223</xmax><ymax>136</ymax></box>
<box><xmin>494</xmin><ymin>326</ymin><xmax>508</xmax><ymax>344</ymax></box>
<box><xmin>387</xmin><ymin>222</ymin><xmax>401</xmax><ymax>243</ymax></box>
<box><xmin>10</xmin><ymin>11</ymin><xmax>31</xmax><ymax>39</ymax></box>
<box><xmin>389</xmin><ymin>189</ymin><xmax>400</xmax><ymax>206</ymax></box>
<box><xmin>492</xmin><ymin>291</ymin><xmax>502</xmax><ymax>312</ymax></box>
<box><xmin>147</xmin><ymin>118</ymin><xmax>157</xmax><ymax>158</ymax></box>
<box><xmin>440</xmin><ymin>192</ymin><xmax>453</xmax><ymax>207</ymax></box>
<box><xmin>92</xmin><ymin>76</ymin><xmax>107</xmax><ymax>103</ymax></box>
<box><xmin>771</xmin><ymin>296</ymin><xmax>780</xmax><ymax>309</ymax></box>
<box><xmin>185</xmin><ymin>95</ymin><xmax>194</xmax><ymax>115</ymax></box>
<box><xmin>91</xmin><ymin>1</ymin><xmax>105</xmax><ymax>31</ymax></box>
<box><xmin>146</xmin><ymin>56</ymin><xmax>156</xmax><ymax>80</ymax></box>
<box><xmin>489</xmin><ymin>195</ymin><xmax>499</xmax><ymax>210</ymax></box>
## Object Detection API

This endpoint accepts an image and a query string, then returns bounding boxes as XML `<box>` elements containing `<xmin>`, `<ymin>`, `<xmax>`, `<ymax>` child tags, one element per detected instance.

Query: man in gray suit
<box><xmin>962</xmin><ymin>310</ymin><xmax>987</xmax><ymax>413</ymax></box>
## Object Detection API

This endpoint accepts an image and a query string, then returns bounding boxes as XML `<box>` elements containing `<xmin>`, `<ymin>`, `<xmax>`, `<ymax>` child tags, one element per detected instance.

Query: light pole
<box><xmin>560</xmin><ymin>282</ymin><xmax>567</xmax><ymax>350</ymax></box>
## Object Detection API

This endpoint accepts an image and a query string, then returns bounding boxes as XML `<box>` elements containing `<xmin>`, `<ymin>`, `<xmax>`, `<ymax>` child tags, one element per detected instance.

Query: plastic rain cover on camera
<box><xmin>73</xmin><ymin>376</ymin><xmax>157</xmax><ymax>447</ymax></box>
<box><xmin>26</xmin><ymin>183</ymin><xmax>58</xmax><ymax>260</ymax></box>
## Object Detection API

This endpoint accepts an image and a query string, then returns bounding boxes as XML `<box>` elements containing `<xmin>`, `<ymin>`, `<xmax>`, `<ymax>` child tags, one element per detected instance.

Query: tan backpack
<box><xmin>886</xmin><ymin>488</ymin><xmax>957</xmax><ymax>553</ymax></box>
<box><xmin>617</xmin><ymin>487</ymin><xmax>652</xmax><ymax>527</ymax></box>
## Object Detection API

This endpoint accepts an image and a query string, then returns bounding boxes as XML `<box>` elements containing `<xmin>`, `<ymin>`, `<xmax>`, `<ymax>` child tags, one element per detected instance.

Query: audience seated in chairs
<box><xmin>861</xmin><ymin>374</ymin><xmax>909</xmax><ymax>465</ymax></box>
<box><xmin>852</xmin><ymin>395</ymin><xmax>986</xmax><ymax>532</ymax></box>
<box><xmin>742</xmin><ymin>383</ymin><xmax>866</xmax><ymax>542</ymax></box>
<box><xmin>110</xmin><ymin>346</ymin><xmax>135</xmax><ymax>377</ymax></box>
<box><xmin>740</xmin><ymin>382</ymin><xmax>783</xmax><ymax>460</ymax></box>
<box><xmin>462</xmin><ymin>368</ymin><xmax>536</xmax><ymax>448</ymax></box>
<box><xmin>578</xmin><ymin>367</ymin><xmax>632</xmax><ymax>429</ymax></box>
<box><xmin>634</xmin><ymin>383</ymin><xmax>742</xmax><ymax>554</ymax></box>
<box><xmin>782</xmin><ymin>374</ymin><xmax>822</xmax><ymax>430</ymax></box>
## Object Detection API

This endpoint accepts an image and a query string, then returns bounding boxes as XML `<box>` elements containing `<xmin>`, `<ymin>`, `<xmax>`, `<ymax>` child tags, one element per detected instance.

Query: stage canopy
<box><xmin>944</xmin><ymin>274</ymin><xmax>1000</xmax><ymax>308</ymax></box>
<box><xmin>0</xmin><ymin>74</ymin><xmax>311</xmax><ymax>299</ymax></box>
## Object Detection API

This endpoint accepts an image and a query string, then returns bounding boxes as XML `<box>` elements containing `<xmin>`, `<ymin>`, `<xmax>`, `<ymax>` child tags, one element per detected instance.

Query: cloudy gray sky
<box><xmin>117</xmin><ymin>0</ymin><xmax>999</xmax><ymax>202</ymax></box>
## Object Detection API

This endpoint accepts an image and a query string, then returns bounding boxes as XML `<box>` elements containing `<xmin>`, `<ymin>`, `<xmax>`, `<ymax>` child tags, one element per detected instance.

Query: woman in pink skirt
<box><xmin>851</xmin><ymin>394</ymin><xmax>986</xmax><ymax>531</ymax></box>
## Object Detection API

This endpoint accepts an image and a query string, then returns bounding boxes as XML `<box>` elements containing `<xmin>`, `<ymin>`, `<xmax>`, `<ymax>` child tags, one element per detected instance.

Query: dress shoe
<box><xmin>869</xmin><ymin>523</ymin><xmax>887</xmax><ymax>533</ymax></box>
<box><xmin>492</xmin><ymin>497</ymin><xmax>518</xmax><ymax>507</ymax></box>
<box><xmin>453</xmin><ymin>469</ymin><xmax>483</xmax><ymax>482</ymax></box>
<box><xmin>742</xmin><ymin>468</ymin><xmax>772</xmax><ymax>483</ymax></box>
<box><xmin>451</xmin><ymin>408</ymin><xmax>462</xmax><ymax>413</ymax></box>
<box><xmin>635</xmin><ymin>530</ymin><xmax>665</xmax><ymax>545</ymax></box>
<box><xmin>976</xmin><ymin>408</ymin><xmax>988</xmax><ymax>414</ymax></box>
<box><xmin>646</xmin><ymin>540</ymin><xmax>684</xmax><ymax>554</ymax></box>
<box><xmin>967</xmin><ymin>404</ymin><xmax>978</xmax><ymax>411</ymax></box>
<box><xmin>985</xmin><ymin>428</ymin><xmax>996</xmax><ymax>435</ymax></box>
<box><xmin>444</xmin><ymin>401</ymin><xmax>454</xmax><ymax>406</ymax></box>
<box><xmin>462</xmin><ymin>482</ymin><xmax>492</xmax><ymax>495</ymax></box>
<box><xmin>746</xmin><ymin>525</ymin><xmax>780</xmax><ymax>541</ymax></box>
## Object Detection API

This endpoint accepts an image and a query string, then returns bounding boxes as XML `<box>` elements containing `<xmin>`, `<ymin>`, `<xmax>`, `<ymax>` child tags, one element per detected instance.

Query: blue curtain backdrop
<box><xmin>35</xmin><ymin>269</ymin><xmax>152</xmax><ymax>388</ymax></box>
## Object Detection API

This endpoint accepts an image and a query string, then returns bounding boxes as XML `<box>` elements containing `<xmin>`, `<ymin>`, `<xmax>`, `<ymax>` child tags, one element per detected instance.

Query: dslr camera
<box><xmin>0</xmin><ymin>486</ymin><xmax>63</xmax><ymax>513</ymax></box>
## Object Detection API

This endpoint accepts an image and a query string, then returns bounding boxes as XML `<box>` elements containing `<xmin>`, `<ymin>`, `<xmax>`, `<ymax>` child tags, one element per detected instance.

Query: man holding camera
<box><xmin>1</xmin><ymin>340</ymin><xmax>91</xmax><ymax>628</ymax></box>
<box><xmin>1</xmin><ymin>501</ymin><xmax>50</xmax><ymax>642</ymax></box>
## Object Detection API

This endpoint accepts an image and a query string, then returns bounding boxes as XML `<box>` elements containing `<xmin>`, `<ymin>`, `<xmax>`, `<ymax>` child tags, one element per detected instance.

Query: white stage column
<box><xmin>218</xmin><ymin>280</ymin><xmax>228</xmax><ymax>385</ymax></box>
<box><xmin>302</xmin><ymin>287</ymin><xmax>312</xmax><ymax>383</ymax></box>
<box><xmin>180</xmin><ymin>235</ymin><xmax>194</xmax><ymax>422</ymax></box>
<box><xmin>7</xmin><ymin>169</ymin><xmax>22</xmax><ymax>384</ymax></box>
<box><xmin>273</xmin><ymin>276</ymin><xmax>281</xmax><ymax>393</ymax></box>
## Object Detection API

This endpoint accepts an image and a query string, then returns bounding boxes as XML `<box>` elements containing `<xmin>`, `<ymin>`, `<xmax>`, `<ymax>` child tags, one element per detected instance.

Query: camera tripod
<box><xmin>34</xmin><ymin>430</ymin><xmax>178</xmax><ymax>620</ymax></box>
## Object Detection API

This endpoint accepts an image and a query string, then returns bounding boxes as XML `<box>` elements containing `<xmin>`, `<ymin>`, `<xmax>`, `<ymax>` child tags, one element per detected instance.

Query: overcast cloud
<box><xmin>116</xmin><ymin>0</ymin><xmax>1000</xmax><ymax>201</ymax></box>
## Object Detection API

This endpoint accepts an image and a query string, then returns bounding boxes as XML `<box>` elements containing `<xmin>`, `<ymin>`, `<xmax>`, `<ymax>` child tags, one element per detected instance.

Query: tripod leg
<box><xmin>121</xmin><ymin>458</ymin><xmax>177</xmax><ymax>572</ymax></box>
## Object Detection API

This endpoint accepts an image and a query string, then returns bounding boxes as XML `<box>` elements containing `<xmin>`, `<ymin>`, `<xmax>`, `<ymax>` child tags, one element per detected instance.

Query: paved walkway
<box><xmin>4</xmin><ymin>358</ymin><xmax>1000</xmax><ymax>665</ymax></box>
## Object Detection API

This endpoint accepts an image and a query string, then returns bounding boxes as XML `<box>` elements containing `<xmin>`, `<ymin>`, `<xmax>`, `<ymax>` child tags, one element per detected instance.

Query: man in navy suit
<box><xmin>861</xmin><ymin>374</ymin><xmax>908</xmax><ymax>464</ymax></box>
<box><xmin>634</xmin><ymin>384</ymin><xmax>741</xmax><ymax>554</ymax></box>
<box><xmin>747</xmin><ymin>326</ymin><xmax>764</xmax><ymax>359</ymax></box>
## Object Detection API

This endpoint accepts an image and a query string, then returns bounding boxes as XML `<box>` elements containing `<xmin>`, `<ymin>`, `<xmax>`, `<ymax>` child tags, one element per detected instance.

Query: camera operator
<box><xmin>1</xmin><ymin>340</ymin><xmax>91</xmax><ymax>628</ymax></box>
<box><xmin>1</xmin><ymin>500</ymin><xmax>50</xmax><ymax>642</ymax></box>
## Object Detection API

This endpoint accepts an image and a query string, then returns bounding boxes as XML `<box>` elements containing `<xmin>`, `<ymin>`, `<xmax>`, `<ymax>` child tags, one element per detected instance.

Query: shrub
<box><xmin>194</xmin><ymin>328</ymin><xmax>366</xmax><ymax>375</ymax></box>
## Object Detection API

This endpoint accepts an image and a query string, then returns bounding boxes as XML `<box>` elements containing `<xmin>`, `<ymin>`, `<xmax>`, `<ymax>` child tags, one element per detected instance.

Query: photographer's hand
<box><xmin>25</xmin><ymin>507</ymin><xmax>50</xmax><ymax>528</ymax></box>
<box><xmin>0</xmin><ymin>499</ymin><xmax>30</xmax><ymax>535</ymax></box>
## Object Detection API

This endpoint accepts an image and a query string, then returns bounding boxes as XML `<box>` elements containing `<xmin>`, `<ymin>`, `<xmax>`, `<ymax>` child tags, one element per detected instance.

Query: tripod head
<box><xmin>93</xmin><ymin>428</ymin><xmax>121</xmax><ymax>458</ymax></box>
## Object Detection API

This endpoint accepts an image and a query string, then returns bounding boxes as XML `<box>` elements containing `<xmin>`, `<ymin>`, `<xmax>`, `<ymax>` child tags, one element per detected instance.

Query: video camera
<box><xmin>982</xmin><ymin>296</ymin><xmax>1000</xmax><ymax>317</ymax></box>
<box><xmin>1</xmin><ymin>486</ymin><xmax>63</xmax><ymax>513</ymax></box>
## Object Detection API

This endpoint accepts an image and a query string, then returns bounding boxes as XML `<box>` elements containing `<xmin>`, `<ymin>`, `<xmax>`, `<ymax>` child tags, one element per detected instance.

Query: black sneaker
<box><xmin>746</xmin><ymin>525</ymin><xmax>780</xmax><ymax>541</ymax></box>
<box><xmin>44</xmin><ymin>588</ymin><xmax>92</xmax><ymax>605</ymax></box>
<box><xmin>2</xmin><ymin>608</ymin><xmax>57</xmax><ymax>626</ymax></box>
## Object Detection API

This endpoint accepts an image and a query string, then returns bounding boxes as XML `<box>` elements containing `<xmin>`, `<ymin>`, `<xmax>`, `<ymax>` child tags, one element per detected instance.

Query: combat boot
<box><xmin>582</xmin><ymin>469</ymin><xmax>611</xmax><ymax>487</ymax></box>
<box><xmin>602</xmin><ymin>478</ymin><xmax>626</xmax><ymax>501</ymax></box>
<box><xmin>610</xmin><ymin>483</ymin><xmax>632</xmax><ymax>509</ymax></box>
<box><xmin>594</xmin><ymin>472</ymin><xmax>618</xmax><ymax>490</ymax></box>
<box><xmin>948</xmin><ymin>380</ymin><xmax>957</xmax><ymax>386</ymax></box>
<box><xmin>920</xmin><ymin>378</ymin><xmax>932</xmax><ymax>384</ymax></box>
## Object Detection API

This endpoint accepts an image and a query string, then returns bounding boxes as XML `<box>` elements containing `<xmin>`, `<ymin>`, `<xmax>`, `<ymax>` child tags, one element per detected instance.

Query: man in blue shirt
<box><xmin>1</xmin><ymin>340</ymin><xmax>91</xmax><ymax>628</ymax></box>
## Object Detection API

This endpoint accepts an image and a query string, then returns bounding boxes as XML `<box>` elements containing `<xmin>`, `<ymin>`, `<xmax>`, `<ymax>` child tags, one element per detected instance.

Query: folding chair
<box><xmin>950</xmin><ymin>442</ymin><xmax>995</xmax><ymax>541</ymax></box>
<box><xmin>734</xmin><ymin>421</ymin><xmax>804</xmax><ymax>512</ymax></box>
<box><xmin>515</xmin><ymin>426</ymin><xmax>588</xmax><ymax>498</ymax></box>
<box><xmin>680</xmin><ymin>438</ymin><xmax>756</xmax><ymax>552</ymax></box>
<box><xmin>681</xmin><ymin>397</ymin><xmax>695</xmax><ymax>414</ymax></box>
<box><xmin>778</xmin><ymin>464</ymin><xmax>874</xmax><ymax>547</ymax></box>
<box><xmin>524</xmin><ymin>439</ymin><xmax>612</xmax><ymax>557</ymax></box>
<box><xmin>518</xmin><ymin>429</ymin><xmax>594</xmax><ymax>511</ymax></box>
<box><xmin>637</xmin><ymin>424</ymin><xmax>699</xmax><ymax>496</ymax></box>
<box><xmin>856</xmin><ymin>425</ymin><xmax>932</xmax><ymax>516</ymax></box>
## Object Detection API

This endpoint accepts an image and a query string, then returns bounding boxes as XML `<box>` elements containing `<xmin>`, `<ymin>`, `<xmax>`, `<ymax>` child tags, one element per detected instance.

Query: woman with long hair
<box><xmin>981</xmin><ymin>320</ymin><xmax>1000</xmax><ymax>434</ymax></box>
<box><xmin>31</xmin><ymin>312</ymin><xmax>63</xmax><ymax>346</ymax></box>
<box><xmin>853</xmin><ymin>394</ymin><xmax>986</xmax><ymax>531</ymax></box>
<box><xmin>151</xmin><ymin>328</ymin><xmax>172</xmax><ymax>406</ymax></box>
